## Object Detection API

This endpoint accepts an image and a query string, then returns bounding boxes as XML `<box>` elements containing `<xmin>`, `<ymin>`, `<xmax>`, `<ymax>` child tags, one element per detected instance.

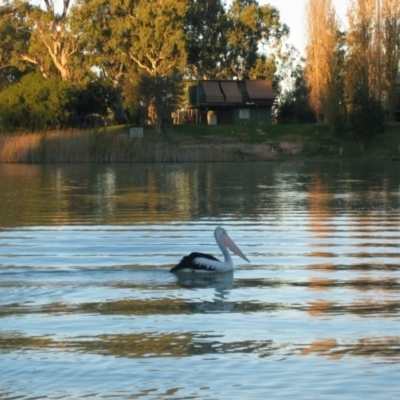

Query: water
<box><xmin>1</xmin><ymin>161</ymin><xmax>400</xmax><ymax>399</ymax></box>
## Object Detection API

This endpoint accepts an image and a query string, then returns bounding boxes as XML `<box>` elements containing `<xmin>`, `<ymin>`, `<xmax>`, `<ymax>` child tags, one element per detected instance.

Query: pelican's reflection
<box><xmin>175</xmin><ymin>271</ymin><xmax>234</xmax><ymax>312</ymax></box>
<box><xmin>176</xmin><ymin>271</ymin><xmax>234</xmax><ymax>291</ymax></box>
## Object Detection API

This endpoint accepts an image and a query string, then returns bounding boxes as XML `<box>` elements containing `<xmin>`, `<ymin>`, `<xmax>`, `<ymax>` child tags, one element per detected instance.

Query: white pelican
<box><xmin>170</xmin><ymin>226</ymin><xmax>250</xmax><ymax>273</ymax></box>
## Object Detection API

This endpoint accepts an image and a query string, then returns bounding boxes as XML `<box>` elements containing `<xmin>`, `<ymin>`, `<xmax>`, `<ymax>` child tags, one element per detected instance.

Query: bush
<box><xmin>0</xmin><ymin>72</ymin><xmax>78</xmax><ymax>131</ymax></box>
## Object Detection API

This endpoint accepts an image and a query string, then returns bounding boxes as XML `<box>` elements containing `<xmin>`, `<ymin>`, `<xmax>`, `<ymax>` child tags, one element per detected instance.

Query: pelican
<box><xmin>170</xmin><ymin>226</ymin><xmax>250</xmax><ymax>273</ymax></box>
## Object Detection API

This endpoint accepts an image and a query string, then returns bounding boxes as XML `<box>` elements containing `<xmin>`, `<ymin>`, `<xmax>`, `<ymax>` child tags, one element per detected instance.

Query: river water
<box><xmin>1</xmin><ymin>161</ymin><xmax>400</xmax><ymax>399</ymax></box>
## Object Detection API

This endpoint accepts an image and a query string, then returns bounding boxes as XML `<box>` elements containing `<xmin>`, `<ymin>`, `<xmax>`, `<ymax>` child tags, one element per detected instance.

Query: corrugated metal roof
<box><xmin>202</xmin><ymin>82</ymin><xmax>224</xmax><ymax>103</ymax></box>
<box><xmin>220</xmin><ymin>81</ymin><xmax>242</xmax><ymax>103</ymax></box>
<box><xmin>245</xmin><ymin>81</ymin><xmax>274</xmax><ymax>100</ymax></box>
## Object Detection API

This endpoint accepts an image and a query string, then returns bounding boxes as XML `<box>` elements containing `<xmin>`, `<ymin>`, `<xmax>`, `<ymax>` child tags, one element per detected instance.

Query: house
<box><xmin>175</xmin><ymin>80</ymin><xmax>275</xmax><ymax>125</ymax></box>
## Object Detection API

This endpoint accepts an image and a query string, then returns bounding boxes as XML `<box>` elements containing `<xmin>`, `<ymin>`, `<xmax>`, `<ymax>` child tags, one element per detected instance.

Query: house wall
<box><xmin>215</xmin><ymin>109</ymin><xmax>235</xmax><ymax>124</ymax></box>
<box><xmin>205</xmin><ymin>107</ymin><xmax>272</xmax><ymax>125</ymax></box>
<box><xmin>233</xmin><ymin>107</ymin><xmax>272</xmax><ymax>124</ymax></box>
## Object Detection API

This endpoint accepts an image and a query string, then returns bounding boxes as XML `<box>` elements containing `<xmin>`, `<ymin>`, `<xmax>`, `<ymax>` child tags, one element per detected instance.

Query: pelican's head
<box><xmin>214</xmin><ymin>226</ymin><xmax>250</xmax><ymax>263</ymax></box>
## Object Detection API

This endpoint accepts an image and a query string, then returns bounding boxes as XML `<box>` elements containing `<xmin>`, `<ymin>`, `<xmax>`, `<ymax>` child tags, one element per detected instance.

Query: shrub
<box><xmin>0</xmin><ymin>72</ymin><xmax>78</xmax><ymax>131</ymax></box>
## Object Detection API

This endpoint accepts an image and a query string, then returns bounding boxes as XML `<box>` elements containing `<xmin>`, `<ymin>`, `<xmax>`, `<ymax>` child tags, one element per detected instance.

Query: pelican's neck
<box><xmin>215</xmin><ymin>233</ymin><xmax>233</xmax><ymax>266</ymax></box>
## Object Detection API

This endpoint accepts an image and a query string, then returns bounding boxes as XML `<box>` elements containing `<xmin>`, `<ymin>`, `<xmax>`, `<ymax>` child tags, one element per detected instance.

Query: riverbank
<box><xmin>0</xmin><ymin>123</ymin><xmax>399</xmax><ymax>163</ymax></box>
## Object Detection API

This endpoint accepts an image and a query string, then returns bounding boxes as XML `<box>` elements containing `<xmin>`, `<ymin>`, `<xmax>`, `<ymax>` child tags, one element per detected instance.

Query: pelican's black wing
<box><xmin>170</xmin><ymin>252</ymin><xmax>220</xmax><ymax>273</ymax></box>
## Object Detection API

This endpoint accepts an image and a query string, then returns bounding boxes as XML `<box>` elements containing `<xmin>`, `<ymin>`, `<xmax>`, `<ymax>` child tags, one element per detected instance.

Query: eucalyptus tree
<box><xmin>124</xmin><ymin>0</ymin><xmax>187</xmax><ymax>129</ymax></box>
<box><xmin>0</xmin><ymin>2</ymin><xmax>32</xmax><ymax>88</ymax></box>
<box><xmin>73</xmin><ymin>0</ymin><xmax>187</xmax><ymax>129</ymax></box>
<box><xmin>221</xmin><ymin>0</ymin><xmax>288</xmax><ymax>80</ymax></box>
<box><xmin>184</xmin><ymin>0</ymin><xmax>228</xmax><ymax>79</ymax></box>
<box><xmin>125</xmin><ymin>0</ymin><xmax>187</xmax><ymax>77</ymax></box>
<box><xmin>70</xmin><ymin>0</ymin><xmax>131</xmax><ymax>122</ymax></box>
<box><xmin>0</xmin><ymin>0</ymin><xmax>82</xmax><ymax>81</ymax></box>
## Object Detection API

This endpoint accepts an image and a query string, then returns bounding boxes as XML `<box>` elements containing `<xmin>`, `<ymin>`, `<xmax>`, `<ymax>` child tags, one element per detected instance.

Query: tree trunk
<box><xmin>147</xmin><ymin>96</ymin><xmax>162</xmax><ymax>133</ymax></box>
<box><xmin>113</xmin><ymin>88</ymin><xmax>128</xmax><ymax>124</ymax></box>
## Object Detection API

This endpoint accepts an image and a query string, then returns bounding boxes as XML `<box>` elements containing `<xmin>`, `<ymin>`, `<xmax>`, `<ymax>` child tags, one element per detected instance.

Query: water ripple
<box><xmin>1</xmin><ymin>162</ymin><xmax>400</xmax><ymax>399</ymax></box>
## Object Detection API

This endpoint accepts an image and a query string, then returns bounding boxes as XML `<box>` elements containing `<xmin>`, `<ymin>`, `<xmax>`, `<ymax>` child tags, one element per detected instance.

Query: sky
<box><xmin>259</xmin><ymin>0</ymin><xmax>350</xmax><ymax>55</ymax></box>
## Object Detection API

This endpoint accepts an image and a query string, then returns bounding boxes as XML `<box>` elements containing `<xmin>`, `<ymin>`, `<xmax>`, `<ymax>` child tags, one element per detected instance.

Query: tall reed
<box><xmin>0</xmin><ymin>130</ymin><xmax>253</xmax><ymax>163</ymax></box>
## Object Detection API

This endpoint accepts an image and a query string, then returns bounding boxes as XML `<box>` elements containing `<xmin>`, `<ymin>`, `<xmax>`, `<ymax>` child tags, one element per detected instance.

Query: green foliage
<box><xmin>185</xmin><ymin>0</ymin><xmax>228</xmax><ymax>78</ymax></box>
<box><xmin>124</xmin><ymin>72</ymin><xmax>184</xmax><ymax>131</ymax></box>
<box><xmin>0</xmin><ymin>0</ymin><xmax>290</xmax><ymax>129</ymax></box>
<box><xmin>125</xmin><ymin>0</ymin><xmax>187</xmax><ymax>77</ymax></box>
<box><xmin>0</xmin><ymin>1</ymin><xmax>32</xmax><ymax>71</ymax></box>
<box><xmin>274</xmin><ymin>94</ymin><xmax>316</xmax><ymax>124</ymax></box>
<box><xmin>222</xmin><ymin>0</ymin><xmax>288</xmax><ymax>79</ymax></box>
<box><xmin>0</xmin><ymin>72</ymin><xmax>117</xmax><ymax>131</ymax></box>
<box><xmin>73</xmin><ymin>79</ymin><xmax>115</xmax><ymax>126</ymax></box>
<box><xmin>184</xmin><ymin>0</ymin><xmax>287</xmax><ymax>80</ymax></box>
<box><xmin>273</xmin><ymin>64</ymin><xmax>316</xmax><ymax>124</ymax></box>
<box><xmin>349</xmin><ymin>87</ymin><xmax>385</xmax><ymax>144</ymax></box>
<box><xmin>0</xmin><ymin>72</ymin><xmax>78</xmax><ymax>131</ymax></box>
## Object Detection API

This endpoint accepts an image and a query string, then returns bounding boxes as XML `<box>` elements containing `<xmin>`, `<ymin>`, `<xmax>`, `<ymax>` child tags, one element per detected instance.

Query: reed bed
<box><xmin>0</xmin><ymin>130</ymin><xmax>253</xmax><ymax>163</ymax></box>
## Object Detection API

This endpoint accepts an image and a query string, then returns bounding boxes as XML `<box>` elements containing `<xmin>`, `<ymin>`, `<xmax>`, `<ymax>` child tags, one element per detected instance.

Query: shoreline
<box><xmin>0</xmin><ymin>124</ymin><xmax>399</xmax><ymax>163</ymax></box>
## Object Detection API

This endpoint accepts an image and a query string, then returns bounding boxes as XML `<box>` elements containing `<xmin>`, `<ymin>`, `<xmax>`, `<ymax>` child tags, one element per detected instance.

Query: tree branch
<box><xmin>62</xmin><ymin>0</ymin><xmax>70</xmax><ymax>19</ymax></box>
<box><xmin>43</xmin><ymin>0</ymin><xmax>54</xmax><ymax>14</ymax></box>
<box><xmin>128</xmin><ymin>52</ymin><xmax>154</xmax><ymax>75</ymax></box>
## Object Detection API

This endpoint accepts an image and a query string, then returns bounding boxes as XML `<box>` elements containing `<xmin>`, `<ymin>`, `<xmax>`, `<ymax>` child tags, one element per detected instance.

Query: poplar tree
<box><xmin>346</xmin><ymin>0</ymin><xmax>385</xmax><ymax>144</ymax></box>
<box><xmin>304</xmin><ymin>0</ymin><xmax>344</xmax><ymax>131</ymax></box>
<box><xmin>381</xmin><ymin>0</ymin><xmax>400</xmax><ymax>122</ymax></box>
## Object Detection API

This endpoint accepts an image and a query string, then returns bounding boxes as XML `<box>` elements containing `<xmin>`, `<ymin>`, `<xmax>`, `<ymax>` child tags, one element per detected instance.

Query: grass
<box><xmin>0</xmin><ymin>122</ymin><xmax>399</xmax><ymax>163</ymax></box>
<box><xmin>0</xmin><ymin>126</ymin><xmax>252</xmax><ymax>163</ymax></box>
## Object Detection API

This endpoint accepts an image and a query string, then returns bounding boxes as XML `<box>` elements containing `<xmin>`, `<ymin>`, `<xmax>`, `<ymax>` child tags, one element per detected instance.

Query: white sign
<box><xmin>130</xmin><ymin>127</ymin><xmax>143</xmax><ymax>138</ymax></box>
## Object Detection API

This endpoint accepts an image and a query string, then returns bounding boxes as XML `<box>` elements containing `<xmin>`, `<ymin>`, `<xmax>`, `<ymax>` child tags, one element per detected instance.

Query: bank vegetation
<box><xmin>0</xmin><ymin>0</ymin><xmax>399</xmax><ymax>154</ymax></box>
<box><xmin>2</xmin><ymin>123</ymin><xmax>400</xmax><ymax>163</ymax></box>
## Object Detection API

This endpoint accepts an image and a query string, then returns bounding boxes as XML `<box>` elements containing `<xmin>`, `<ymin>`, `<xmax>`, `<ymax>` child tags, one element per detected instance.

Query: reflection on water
<box><xmin>176</xmin><ymin>271</ymin><xmax>234</xmax><ymax>290</ymax></box>
<box><xmin>1</xmin><ymin>161</ymin><xmax>400</xmax><ymax>399</ymax></box>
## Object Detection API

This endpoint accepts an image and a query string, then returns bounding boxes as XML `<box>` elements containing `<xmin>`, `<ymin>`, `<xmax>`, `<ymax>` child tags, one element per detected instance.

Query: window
<box><xmin>239</xmin><ymin>109</ymin><xmax>250</xmax><ymax>119</ymax></box>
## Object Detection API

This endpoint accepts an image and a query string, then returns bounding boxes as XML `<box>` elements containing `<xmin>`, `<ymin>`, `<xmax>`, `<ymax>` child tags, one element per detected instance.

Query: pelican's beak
<box><xmin>222</xmin><ymin>233</ymin><xmax>250</xmax><ymax>263</ymax></box>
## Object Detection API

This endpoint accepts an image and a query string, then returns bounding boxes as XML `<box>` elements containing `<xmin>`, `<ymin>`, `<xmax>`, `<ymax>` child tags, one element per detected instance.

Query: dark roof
<box><xmin>186</xmin><ymin>80</ymin><xmax>274</xmax><ymax>108</ymax></box>
<box><xmin>245</xmin><ymin>81</ymin><xmax>274</xmax><ymax>100</ymax></box>
<box><xmin>202</xmin><ymin>81</ymin><xmax>224</xmax><ymax>103</ymax></box>
<box><xmin>220</xmin><ymin>81</ymin><xmax>243</xmax><ymax>103</ymax></box>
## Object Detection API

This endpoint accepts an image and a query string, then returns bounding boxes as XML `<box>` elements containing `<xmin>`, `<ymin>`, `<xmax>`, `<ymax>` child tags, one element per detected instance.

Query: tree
<box><xmin>124</xmin><ymin>0</ymin><xmax>187</xmax><ymax>130</ymax></box>
<box><xmin>304</xmin><ymin>0</ymin><xmax>343</xmax><ymax>128</ymax></box>
<box><xmin>0</xmin><ymin>0</ymin><xmax>34</xmax><ymax>85</ymax></box>
<box><xmin>381</xmin><ymin>0</ymin><xmax>400</xmax><ymax>122</ymax></box>
<box><xmin>184</xmin><ymin>0</ymin><xmax>228</xmax><ymax>79</ymax></box>
<box><xmin>273</xmin><ymin>55</ymin><xmax>316</xmax><ymax>124</ymax></box>
<box><xmin>322</xmin><ymin>31</ymin><xmax>346</xmax><ymax>136</ymax></box>
<box><xmin>72</xmin><ymin>0</ymin><xmax>188</xmax><ymax>129</ymax></box>
<box><xmin>349</xmin><ymin>85</ymin><xmax>385</xmax><ymax>147</ymax></box>
<box><xmin>1</xmin><ymin>0</ymin><xmax>82</xmax><ymax>81</ymax></box>
<box><xmin>124</xmin><ymin>72</ymin><xmax>183</xmax><ymax>130</ymax></box>
<box><xmin>71</xmin><ymin>0</ymin><xmax>130</xmax><ymax>123</ymax></box>
<box><xmin>346</xmin><ymin>0</ymin><xmax>385</xmax><ymax>143</ymax></box>
<box><xmin>0</xmin><ymin>71</ymin><xmax>78</xmax><ymax>130</ymax></box>
<box><xmin>124</xmin><ymin>0</ymin><xmax>187</xmax><ymax>78</ymax></box>
<box><xmin>0</xmin><ymin>15</ymin><xmax>29</xmax><ymax>90</ymax></box>
<box><xmin>221</xmin><ymin>0</ymin><xmax>288</xmax><ymax>80</ymax></box>
<box><xmin>346</xmin><ymin>0</ymin><xmax>380</xmax><ymax>100</ymax></box>
<box><xmin>0</xmin><ymin>0</ymin><xmax>291</xmax><ymax>130</ymax></box>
